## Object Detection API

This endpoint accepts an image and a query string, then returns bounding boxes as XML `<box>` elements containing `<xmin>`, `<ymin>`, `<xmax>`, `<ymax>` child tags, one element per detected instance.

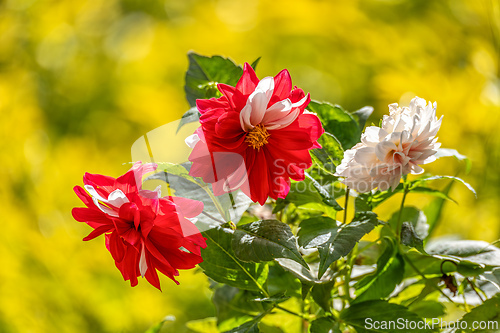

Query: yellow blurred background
<box><xmin>0</xmin><ymin>0</ymin><xmax>498</xmax><ymax>332</ymax></box>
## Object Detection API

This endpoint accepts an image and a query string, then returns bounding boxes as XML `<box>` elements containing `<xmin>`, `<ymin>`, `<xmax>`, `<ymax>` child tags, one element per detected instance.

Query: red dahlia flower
<box><xmin>186</xmin><ymin>63</ymin><xmax>324</xmax><ymax>205</ymax></box>
<box><xmin>72</xmin><ymin>162</ymin><xmax>206</xmax><ymax>290</ymax></box>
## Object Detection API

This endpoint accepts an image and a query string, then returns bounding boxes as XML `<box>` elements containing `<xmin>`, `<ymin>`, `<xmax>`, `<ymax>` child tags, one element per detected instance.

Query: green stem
<box><xmin>357</xmin><ymin>238</ymin><xmax>381</xmax><ymax>255</ymax></box>
<box><xmin>343</xmin><ymin>189</ymin><xmax>350</xmax><ymax>225</ymax></box>
<box><xmin>343</xmin><ymin>243</ymin><xmax>357</xmax><ymax>305</ymax></box>
<box><xmin>276</xmin><ymin>209</ymin><xmax>283</xmax><ymax>222</ymax></box>
<box><xmin>301</xmin><ymin>297</ymin><xmax>306</xmax><ymax>333</ymax></box>
<box><xmin>200</xmin><ymin>184</ymin><xmax>228</xmax><ymax>222</ymax></box>
<box><xmin>396</xmin><ymin>183</ymin><xmax>410</xmax><ymax>242</ymax></box>
<box><xmin>466</xmin><ymin>277</ymin><xmax>485</xmax><ymax>302</ymax></box>
<box><xmin>200</xmin><ymin>211</ymin><xmax>226</xmax><ymax>224</ymax></box>
<box><xmin>337</xmin><ymin>188</ymin><xmax>353</xmax><ymax>307</ymax></box>
<box><xmin>275</xmin><ymin>305</ymin><xmax>311</xmax><ymax>321</ymax></box>
<box><xmin>400</xmin><ymin>250</ymin><xmax>457</xmax><ymax>305</ymax></box>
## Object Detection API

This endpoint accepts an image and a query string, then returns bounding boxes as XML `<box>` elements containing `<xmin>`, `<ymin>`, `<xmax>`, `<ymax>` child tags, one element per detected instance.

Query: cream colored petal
<box><xmin>139</xmin><ymin>244</ymin><xmax>148</xmax><ymax>277</ymax></box>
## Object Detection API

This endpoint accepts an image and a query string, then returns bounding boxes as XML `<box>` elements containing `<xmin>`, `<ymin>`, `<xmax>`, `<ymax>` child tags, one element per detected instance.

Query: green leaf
<box><xmin>186</xmin><ymin>317</ymin><xmax>220</xmax><ymax>333</ymax></box>
<box><xmin>400</xmin><ymin>222</ymin><xmax>425</xmax><ymax>252</ymax></box>
<box><xmin>147</xmin><ymin>162</ymin><xmax>195</xmax><ymax>182</ymax></box>
<box><xmin>354</xmin><ymin>238</ymin><xmax>404</xmax><ymax>303</ymax></box>
<box><xmin>354</xmin><ymin>194</ymin><xmax>373</xmax><ymax>213</ymax></box>
<box><xmin>483</xmin><ymin>267</ymin><xmax>500</xmax><ymax>290</ymax></box>
<box><xmin>309</xmin><ymin>317</ymin><xmax>341</xmax><ymax>333</ymax></box>
<box><xmin>310</xmin><ymin>132</ymin><xmax>344</xmax><ymax>176</ymax></box>
<box><xmin>424</xmin><ymin>181</ymin><xmax>453</xmax><ymax>238</ymax></box>
<box><xmin>408</xmin><ymin>301</ymin><xmax>446</xmax><ymax>319</ymax></box>
<box><xmin>350</xmin><ymin>106</ymin><xmax>374</xmax><ymax>130</ymax></box>
<box><xmin>259</xmin><ymin>323</ymin><xmax>284</xmax><ymax>333</ymax></box>
<box><xmin>145</xmin><ymin>316</ymin><xmax>175</xmax><ymax>333</ymax></box>
<box><xmin>404</xmin><ymin>251</ymin><xmax>482</xmax><ymax>278</ymax></box>
<box><xmin>307</xmin><ymin>101</ymin><xmax>361</xmax><ymax>150</ymax></box>
<box><xmin>311</xmin><ymin>280</ymin><xmax>335</xmax><ymax>312</ymax></box>
<box><xmin>426</xmin><ymin>240</ymin><xmax>500</xmax><ymax>267</ymax></box>
<box><xmin>355</xmin><ymin>240</ymin><xmax>383</xmax><ymax>266</ymax></box>
<box><xmin>283</xmin><ymin>176</ymin><xmax>342</xmax><ymax>212</ymax></box>
<box><xmin>408</xmin><ymin>186</ymin><xmax>457</xmax><ymax>204</ymax></box>
<box><xmin>356</xmin><ymin>182</ymin><xmax>456</xmax><ymax>217</ymax></box>
<box><xmin>401</xmin><ymin>278</ymin><xmax>442</xmax><ymax>307</ymax></box>
<box><xmin>213</xmin><ymin>285</ymin><xmax>266</xmax><ymax>332</ymax></box>
<box><xmin>355</xmin><ymin>185</ymin><xmax>405</xmax><ymax>213</ymax></box>
<box><xmin>386</xmin><ymin>206</ymin><xmax>429</xmax><ymax>241</ymax></box>
<box><xmin>224</xmin><ymin>317</ymin><xmax>261</xmax><ymax>333</ymax></box>
<box><xmin>224</xmin><ymin>311</ymin><xmax>270</xmax><ymax>333</ymax></box>
<box><xmin>147</xmin><ymin>163</ymin><xmax>253</xmax><ymax>226</ymax></box>
<box><xmin>301</xmin><ymin>283</ymin><xmax>312</xmax><ymax>300</ymax></box>
<box><xmin>435</xmin><ymin>148</ymin><xmax>472</xmax><ymax>174</ymax></box>
<box><xmin>282</xmin><ymin>180</ymin><xmax>324</xmax><ymax>206</ymax></box>
<box><xmin>404</xmin><ymin>240</ymin><xmax>500</xmax><ymax>278</ymax></box>
<box><xmin>185</xmin><ymin>52</ymin><xmax>244</xmax><ymax>107</ymax></box>
<box><xmin>304</xmin><ymin>172</ymin><xmax>343</xmax><ymax>210</ymax></box>
<box><xmin>145</xmin><ymin>164</ymin><xmax>228</xmax><ymax>225</ymax></box>
<box><xmin>200</xmin><ymin>227</ymin><xmax>269</xmax><ymax>292</ymax></box>
<box><xmin>250</xmin><ymin>57</ymin><xmax>261</xmax><ymax>70</ymax></box>
<box><xmin>224</xmin><ymin>321</ymin><xmax>260</xmax><ymax>333</ymax></box>
<box><xmin>177</xmin><ymin>106</ymin><xmax>200</xmax><ymax>133</ymax></box>
<box><xmin>274</xmin><ymin>258</ymin><xmax>320</xmax><ymax>284</ymax></box>
<box><xmin>232</xmin><ymin>220</ymin><xmax>308</xmax><ymax>268</ymax></box>
<box><xmin>340</xmin><ymin>300</ymin><xmax>436</xmax><ymax>332</ymax></box>
<box><xmin>318</xmin><ymin>212</ymin><xmax>379</xmax><ymax>278</ymax></box>
<box><xmin>414</xmin><ymin>175</ymin><xmax>476</xmax><ymax>198</ymax></box>
<box><xmin>265</xmin><ymin>263</ymin><xmax>302</xmax><ymax>298</ymax></box>
<box><xmin>251</xmin><ymin>292</ymin><xmax>290</xmax><ymax>304</ymax></box>
<box><xmin>459</xmin><ymin>294</ymin><xmax>500</xmax><ymax>332</ymax></box>
<box><xmin>297</xmin><ymin>216</ymin><xmax>339</xmax><ymax>249</ymax></box>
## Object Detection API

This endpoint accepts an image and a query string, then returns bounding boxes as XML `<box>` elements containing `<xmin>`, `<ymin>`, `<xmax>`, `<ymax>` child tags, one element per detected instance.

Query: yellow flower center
<box><xmin>245</xmin><ymin>124</ymin><xmax>270</xmax><ymax>150</ymax></box>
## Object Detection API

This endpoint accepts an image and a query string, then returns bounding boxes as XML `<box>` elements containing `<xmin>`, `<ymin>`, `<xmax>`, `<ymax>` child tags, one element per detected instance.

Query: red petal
<box><xmin>199</xmin><ymin>107</ymin><xmax>226</xmax><ymax>129</ymax></box>
<box><xmin>115</xmin><ymin>170</ymin><xmax>139</xmax><ymax>194</ymax></box>
<box><xmin>109</xmin><ymin>232</ymin><xmax>126</xmax><ymax>263</ymax></box>
<box><xmin>266</xmin><ymin>144</ymin><xmax>312</xmax><ymax>172</ymax></box>
<box><xmin>145</xmin><ymin>256</ymin><xmax>164</xmax><ymax>290</ymax></box>
<box><xmin>83</xmin><ymin>172</ymin><xmax>116</xmax><ymax>187</ymax></box>
<box><xmin>83</xmin><ymin>173</ymin><xmax>117</xmax><ymax>197</ymax></box>
<box><xmin>82</xmin><ymin>225</ymin><xmax>112</xmax><ymax>241</ymax></box>
<box><xmin>289</xmin><ymin>88</ymin><xmax>306</xmax><ymax>104</ymax></box>
<box><xmin>144</xmin><ymin>239</ymin><xmax>179</xmax><ymax>286</ymax></box>
<box><xmin>217</xmin><ymin>84</ymin><xmax>246</xmax><ymax>111</ymax></box>
<box><xmin>116</xmin><ymin>162</ymin><xmax>157</xmax><ymax>193</ymax></box>
<box><xmin>73</xmin><ymin>186</ymin><xmax>94</xmax><ymax>208</ymax></box>
<box><xmin>112</xmin><ymin>217</ymin><xmax>134</xmax><ymax>237</ymax></box>
<box><xmin>286</xmin><ymin>164</ymin><xmax>306</xmax><ymax>181</ymax></box>
<box><xmin>169</xmin><ymin>197</ymin><xmax>204</xmax><ymax>218</ymax></box>
<box><xmin>214</xmin><ymin>113</ymin><xmax>246</xmax><ymax>150</ymax></box>
<box><xmin>117</xmin><ymin>245</ymin><xmax>140</xmax><ymax>286</ymax></box>
<box><xmin>72</xmin><ymin>207</ymin><xmax>110</xmax><ymax>224</ymax></box>
<box><xmin>179</xmin><ymin>218</ymin><xmax>206</xmax><ymax>243</ymax></box>
<box><xmin>298</xmin><ymin>112</ymin><xmax>324</xmax><ymax>143</ymax></box>
<box><xmin>269</xmin><ymin>69</ymin><xmax>292</xmax><ymax>106</ymax></box>
<box><xmin>236</xmin><ymin>63</ymin><xmax>260</xmax><ymax>96</ymax></box>
<box><xmin>248</xmin><ymin>150</ymin><xmax>270</xmax><ymax>205</ymax></box>
<box><xmin>215</xmin><ymin>111</ymin><xmax>243</xmax><ymax>137</ymax></box>
<box><xmin>274</xmin><ymin>176</ymin><xmax>291</xmax><ymax>199</ymax></box>
<box><xmin>120</xmin><ymin>228</ymin><xmax>142</xmax><ymax>246</ymax></box>
<box><xmin>268</xmin><ymin>128</ymin><xmax>315</xmax><ymax>150</ymax></box>
<box><xmin>196</xmin><ymin>97</ymin><xmax>228</xmax><ymax>115</ymax></box>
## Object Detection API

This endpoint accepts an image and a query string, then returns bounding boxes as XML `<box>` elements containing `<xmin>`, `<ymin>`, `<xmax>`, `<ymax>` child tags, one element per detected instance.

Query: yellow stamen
<box><xmin>245</xmin><ymin>124</ymin><xmax>270</xmax><ymax>150</ymax></box>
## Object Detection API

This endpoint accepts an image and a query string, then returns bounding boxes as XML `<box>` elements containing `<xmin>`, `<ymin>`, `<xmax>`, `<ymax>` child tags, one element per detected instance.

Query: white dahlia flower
<box><xmin>335</xmin><ymin>97</ymin><xmax>442</xmax><ymax>192</ymax></box>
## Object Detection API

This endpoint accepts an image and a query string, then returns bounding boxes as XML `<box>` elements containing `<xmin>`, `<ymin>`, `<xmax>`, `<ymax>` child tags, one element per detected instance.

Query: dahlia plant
<box><xmin>73</xmin><ymin>53</ymin><xmax>500</xmax><ymax>333</ymax></box>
